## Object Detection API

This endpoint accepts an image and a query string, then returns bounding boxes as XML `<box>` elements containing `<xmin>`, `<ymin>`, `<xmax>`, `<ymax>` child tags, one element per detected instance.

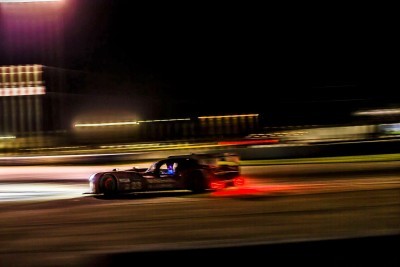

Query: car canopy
<box><xmin>168</xmin><ymin>153</ymin><xmax>240</xmax><ymax>167</ymax></box>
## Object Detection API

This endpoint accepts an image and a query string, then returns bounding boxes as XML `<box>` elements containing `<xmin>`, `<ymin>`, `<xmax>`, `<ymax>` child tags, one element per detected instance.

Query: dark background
<box><xmin>1</xmin><ymin>1</ymin><xmax>397</xmax><ymax>126</ymax></box>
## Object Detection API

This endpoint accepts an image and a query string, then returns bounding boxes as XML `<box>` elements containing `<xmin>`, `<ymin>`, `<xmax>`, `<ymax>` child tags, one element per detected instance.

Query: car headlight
<box><xmin>89</xmin><ymin>173</ymin><xmax>96</xmax><ymax>182</ymax></box>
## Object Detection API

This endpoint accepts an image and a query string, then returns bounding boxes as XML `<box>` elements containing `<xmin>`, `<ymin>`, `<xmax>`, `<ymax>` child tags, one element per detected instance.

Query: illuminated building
<box><xmin>0</xmin><ymin>64</ymin><xmax>68</xmax><ymax>149</ymax></box>
<box><xmin>0</xmin><ymin>65</ymin><xmax>45</xmax><ymax>136</ymax></box>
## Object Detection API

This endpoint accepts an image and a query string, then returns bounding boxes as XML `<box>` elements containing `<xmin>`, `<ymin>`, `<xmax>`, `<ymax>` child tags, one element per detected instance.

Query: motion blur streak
<box><xmin>0</xmin><ymin>183</ymin><xmax>85</xmax><ymax>202</ymax></box>
<box><xmin>233</xmin><ymin>177</ymin><xmax>245</xmax><ymax>186</ymax></box>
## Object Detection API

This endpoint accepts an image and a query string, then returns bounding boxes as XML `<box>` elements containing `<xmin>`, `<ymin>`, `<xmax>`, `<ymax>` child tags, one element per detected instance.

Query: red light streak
<box><xmin>210</xmin><ymin>181</ymin><xmax>226</xmax><ymax>190</ymax></box>
<box><xmin>211</xmin><ymin>184</ymin><xmax>298</xmax><ymax>197</ymax></box>
<box><xmin>233</xmin><ymin>177</ymin><xmax>245</xmax><ymax>186</ymax></box>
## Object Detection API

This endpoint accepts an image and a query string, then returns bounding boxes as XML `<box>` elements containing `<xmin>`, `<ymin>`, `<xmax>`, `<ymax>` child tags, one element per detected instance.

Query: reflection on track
<box><xmin>92</xmin><ymin>190</ymin><xmax>206</xmax><ymax>204</ymax></box>
<box><xmin>1</xmin><ymin>162</ymin><xmax>400</xmax><ymax>202</ymax></box>
<box><xmin>0</xmin><ymin>183</ymin><xmax>87</xmax><ymax>202</ymax></box>
<box><xmin>0</xmin><ymin>184</ymin><xmax>204</xmax><ymax>203</ymax></box>
<box><xmin>2</xmin><ymin>175</ymin><xmax>400</xmax><ymax>202</ymax></box>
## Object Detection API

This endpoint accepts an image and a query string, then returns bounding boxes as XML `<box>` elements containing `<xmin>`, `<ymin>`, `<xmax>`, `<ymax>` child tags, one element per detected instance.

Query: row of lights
<box><xmin>74</xmin><ymin>114</ymin><xmax>258</xmax><ymax>128</ymax></box>
<box><xmin>74</xmin><ymin>118</ymin><xmax>191</xmax><ymax>128</ymax></box>
<box><xmin>0</xmin><ymin>65</ymin><xmax>45</xmax><ymax>96</ymax></box>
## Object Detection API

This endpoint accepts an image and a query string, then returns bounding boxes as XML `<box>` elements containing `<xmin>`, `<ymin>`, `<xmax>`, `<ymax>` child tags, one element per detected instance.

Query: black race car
<box><xmin>88</xmin><ymin>153</ymin><xmax>244</xmax><ymax>195</ymax></box>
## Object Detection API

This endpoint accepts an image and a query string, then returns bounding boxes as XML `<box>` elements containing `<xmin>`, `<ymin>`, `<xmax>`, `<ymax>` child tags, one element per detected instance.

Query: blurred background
<box><xmin>0</xmin><ymin>0</ymin><xmax>398</xmax><ymax>155</ymax></box>
<box><xmin>0</xmin><ymin>3</ymin><xmax>399</xmax><ymax>267</ymax></box>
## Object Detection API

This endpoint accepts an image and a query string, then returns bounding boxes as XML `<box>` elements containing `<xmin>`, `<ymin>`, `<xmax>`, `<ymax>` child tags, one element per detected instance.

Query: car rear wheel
<box><xmin>101</xmin><ymin>174</ymin><xmax>117</xmax><ymax>196</ymax></box>
<box><xmin>189</xmin><ymin>170</ymin><xmax>207</xmax><ymax>193</ymax></box>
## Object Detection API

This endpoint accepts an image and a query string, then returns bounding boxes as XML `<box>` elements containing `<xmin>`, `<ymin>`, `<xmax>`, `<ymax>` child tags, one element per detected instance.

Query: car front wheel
<box><xmin>101</xmin><ymin>174</ymin><xmax>117</xmax><ymax>196</ymax></box>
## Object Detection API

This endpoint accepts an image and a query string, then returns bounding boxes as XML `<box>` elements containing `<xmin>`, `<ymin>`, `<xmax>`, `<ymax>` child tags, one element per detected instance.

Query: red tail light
<box><xmin>210</xmin><ymin>181</ymin><xmax>225</xmax><ymax>190</ymax></box>
<box><xmin>233</xmin><ymin>177</ymin><xmax>245</xmax><ymax>186</ymax></box>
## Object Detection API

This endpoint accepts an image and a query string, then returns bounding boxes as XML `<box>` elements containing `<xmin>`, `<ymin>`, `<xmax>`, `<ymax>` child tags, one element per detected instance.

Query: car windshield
<box><xmin>146</xmin><ymin>162</ymin><xmax>157</xmax><ymax>173</ymax></box>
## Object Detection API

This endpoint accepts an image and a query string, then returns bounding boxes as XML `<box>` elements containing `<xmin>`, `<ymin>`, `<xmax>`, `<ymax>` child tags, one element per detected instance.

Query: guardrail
<box><xmin>1</xmin><ymin>139</ymin><xmax>400</xmax><ymax>166</ymax></box>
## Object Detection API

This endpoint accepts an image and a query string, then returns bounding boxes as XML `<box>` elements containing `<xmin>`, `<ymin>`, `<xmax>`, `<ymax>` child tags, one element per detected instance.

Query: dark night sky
<box><xmin>1</xmin><ymin>1</ymin><xmax>398</xmax><ymax>126</ymax></box>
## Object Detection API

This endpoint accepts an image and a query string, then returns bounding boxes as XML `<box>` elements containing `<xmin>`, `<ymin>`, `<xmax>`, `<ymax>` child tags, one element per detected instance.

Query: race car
<box><xmin>88</xmin><ymin>152</ymin><xmax>245</xmax><ymax>196</ymax></box>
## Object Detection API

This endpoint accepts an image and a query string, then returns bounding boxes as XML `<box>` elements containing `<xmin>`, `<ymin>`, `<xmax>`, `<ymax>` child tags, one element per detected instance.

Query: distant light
<box><xmin>0</xmin><ymin>135</ymin><xmax>16</xmax><ymax>139</ymax></box>
<box><xmin>379</xmin><ymin>123</ymin><xmax>400</xmax><ymax>134</ymax></box>
<box><xmin>0</xmin><ymin>0</ymin><xmax>62</xmax><ymax>2</ymax></box>
<box><xmin>74</xmin><ymin>121</ymin><xmax>139</xmax><ymax>128</ymax></box>
<box><xmin>0</xmin><ymin>65</ymin><xmax>45</xmax><ymax>96</ymax></box>
<box><xmin>0</xmin><ymin>86</ymin><xmax>45</xmax><ymax>97</ymax></box>
<box><xmin>74</xmin><ymin>118</ymin><xmax>191</xmax><ymax>128</ymax></box>
<box><xmin>353</xmin><ymin>109</ymin><xmax>400</xmax><ymax>116</ymax></box>
<box><xmin>137</xmin><ymin>118</ymin><xmax>190</xmax><ymax>123</ymax></box>
<box><xmin>198</xmin><ymin>114</ymin><xmax>259</xmax><ymax>119</ymax></box>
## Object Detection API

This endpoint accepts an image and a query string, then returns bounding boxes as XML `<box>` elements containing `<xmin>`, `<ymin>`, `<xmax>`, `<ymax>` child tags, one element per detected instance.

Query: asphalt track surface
<box><xmin>0</xmin><ymin>162</ymin><xmax>399</xmax><ymax>266</ymax></box>
<box><xmin>84</xmin><ymin>235</ymin><xmax>399</xmax><ymax>266</ymax></box>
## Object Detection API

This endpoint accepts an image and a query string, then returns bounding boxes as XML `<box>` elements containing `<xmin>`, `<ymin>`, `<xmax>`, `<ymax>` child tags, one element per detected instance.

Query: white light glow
<box><xmin>74</xmin><ymin>118</ymin><xmax>191</xmax><ymax>128</ymax></box>
<box><xmin>0</xmin><ymin>86</ymin><xmax>45</xmax><ymax>96</ymax></box>
<box><xmin>0</xmin><ymin>135</ymin><xmax>16</xmax><ymax>140</ymax></box>
<box><xmin>198</xmin><ymin>114</ymin><xmax>259</xmax><ymax>119</ymax></box>
<box><xmin>138</xmin><ymin>118</ymin><xmax>190</xmax><ymax>123</ymax></box>
<box><xmin>0</xmin><ymin>0</ymin><xmax>62</xmax><ymax>2</ymax></box>
<box><xmin>74</xmin><ymin>121</ymin><xmax>139</xmax><ymax>128</ymax></box>
<box><xmin>353</xmin><ymin>109</ymin><xmax>400</xmax><ymax>116</ymax></box>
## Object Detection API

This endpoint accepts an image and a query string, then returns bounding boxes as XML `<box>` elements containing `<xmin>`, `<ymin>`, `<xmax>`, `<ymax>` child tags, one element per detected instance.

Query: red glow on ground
<box><xmin>211</xmin><ymin>184</ymin><xmax>297</xmax><ymax>197</ymax></box>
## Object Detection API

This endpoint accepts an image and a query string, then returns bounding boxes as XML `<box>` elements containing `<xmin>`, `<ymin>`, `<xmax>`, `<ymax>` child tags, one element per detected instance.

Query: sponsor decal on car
<box><xmin>146</xmin><ymin>178</ymin><xmax>174</xmax><ymax>184</ymax></box>
<box><xmin>130</xmin><ymin>181</ymin><xmax>143</xmax><ymax>190</ymax></box>
<box><xmin>148</xmin><ymin>183</ymin><xmax>175</xmax><ymax>189</ymax></box>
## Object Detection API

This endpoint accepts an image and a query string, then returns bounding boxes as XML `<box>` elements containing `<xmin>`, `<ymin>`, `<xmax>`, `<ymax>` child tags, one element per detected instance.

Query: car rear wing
<box><xmin>196</xmin><ymin>153</ymin><xmax>240</xmax><ymax>167</ymax></box>
<box><xmin>167</xmin><ymin>152</ymin><xmax>240</xmax><ymax>166</ymax></box>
